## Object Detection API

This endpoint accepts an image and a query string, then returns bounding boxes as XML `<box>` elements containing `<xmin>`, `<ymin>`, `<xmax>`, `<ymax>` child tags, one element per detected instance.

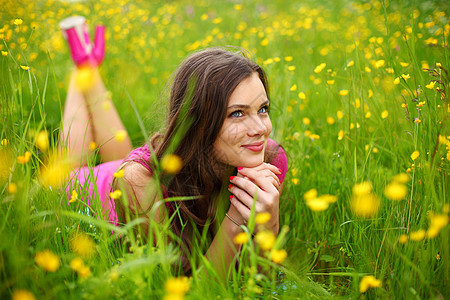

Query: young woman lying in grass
<box><xmin>59</xmin><ymin>16</ymin><xmax>287</xmax><ymax>278</ymax></box>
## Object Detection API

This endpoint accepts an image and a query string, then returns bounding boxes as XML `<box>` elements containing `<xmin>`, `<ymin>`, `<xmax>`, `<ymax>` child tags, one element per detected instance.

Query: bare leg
<box><xmin>83</xmin><ymin>67</ymin><xmax>133</xmax><ymax>162</ymax></box>
<box><xmin>61</xmin><ymin>70</ymin><xmax>94</xmax><ymax>168</ymax></box>
<box><xmin>60</xmin><ymin>67</ymin><xmax>133</xmax><ymax>167</ymax></box>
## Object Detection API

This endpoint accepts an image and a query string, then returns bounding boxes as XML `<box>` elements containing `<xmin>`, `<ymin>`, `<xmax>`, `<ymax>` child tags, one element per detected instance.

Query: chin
<box><xmin>236</xmin><ymin>154</ymin><xmax>265</xmax><ymax>168</ymax></box>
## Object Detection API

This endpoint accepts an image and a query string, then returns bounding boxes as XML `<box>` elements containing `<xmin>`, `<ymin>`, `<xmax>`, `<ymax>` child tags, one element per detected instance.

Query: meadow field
<box><xmin>1</xmin><ymin>0</ymin><xmax>449</xmax><ymax>299</ymax></box>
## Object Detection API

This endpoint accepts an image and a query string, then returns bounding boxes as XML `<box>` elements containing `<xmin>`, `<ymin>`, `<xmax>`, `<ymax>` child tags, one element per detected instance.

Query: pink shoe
<box><xmin>59</xmin><ymin>16</ymin><xmax>105</xmax><ymax>67</ymax></box>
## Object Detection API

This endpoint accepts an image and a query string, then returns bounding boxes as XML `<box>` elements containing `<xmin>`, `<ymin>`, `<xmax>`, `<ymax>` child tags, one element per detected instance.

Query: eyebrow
<box><xmin>227</xmin><ymin>99</ymin><xmax>270</xmax><ymax>110</ymax></box>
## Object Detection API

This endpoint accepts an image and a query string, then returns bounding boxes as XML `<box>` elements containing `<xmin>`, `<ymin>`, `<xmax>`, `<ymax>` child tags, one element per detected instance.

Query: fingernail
<box><xmin>228</xmin><ymin>184</ymin><xmax>232</xmax><ymax>189</ymax></box>
<box><xmin>278</xmin><ymin>168</ymin><xmax>282</xmax><ymax>173</ymax></box>
<box><xmin>229</xmin><ymin>195</ymin><xmax>233</xmax><ymax>200</ymax></box>
<box><xmin>237</xmin><ymin>167</ymin><xmax>243</xmax><ymax>171</ymax></box>
<box><xmin>230</xmin><ymin>176</ymin><xmax>235</xmax><ymax>180</ymax></box>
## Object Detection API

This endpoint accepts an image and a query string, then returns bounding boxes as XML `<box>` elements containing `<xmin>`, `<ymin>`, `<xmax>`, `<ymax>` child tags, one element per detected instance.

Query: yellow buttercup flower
<box><xmin>8</xmin><ymin>182</ymin><xmax>17</xmax><ymax>194</ymax></box>
<box><xmin>12</xmin><ymin>290</ymin><xmax>36</xmax><ymax>300</ymax></box>
<box><xmin>109</xmin><ymin>190</ymin><xmax>122</xmax><ymax>199</ymax></box>
<box><xmin>338</xmin><ymin>130</ymin><xmax>344</xmax><ymax>140</ymax></box>
<box><xmin>69</xmin><ymin>190</ymin><xmax>78</xmax><ymax>203</ymax></box>
<box><xmin>394</xmin><ymin>77</ymin><xmax>400</xmax><ymax>84</ymax></box>
<box><xmin>352</xmin><ymin>181</ymin><xmax>372</xmax><ymax>196</ymax></box>
<box><xmin>306</xmin><ymin>197</ymin><xmax>329</xmax><ymax>212</ymax></box>
<box><xmin>114</xmin><ymin>130</ymin><xmax>127</xmax><ymax>142</ymax></box>
<box><xmin>426</xmin><ymin>213</ymin><xmax>449</xmax><ymax>238</ymax></box>
<box><xmin>392</xmin><ymin>173</ymin><xmax>410</xmax><ymax>183</ymax></box>
<box><xmin>359</xmin><ymin>275</ymin><xmax>382</xmax><ymax>293</ymax></box>
<box><xmin>384</xmin><ymin>182</ymin><xmax>408</xmax><ymax>201</ymax></box>
<box><xmin>70</xmin><ymin>257</ymin><xmax>85</xmax><ymax>272</ymax></box>
<box><xmin>35</xmin><ymin>250</ymin><xmax>60</xmax><ymax>272</ymax></box>
<box><xmin>1</xmin><ymin>51</ymin><xmax>8</xmax><ymax>56</ymax></box>
<box><xmin>327</xmin><ymin>117</ymin><xmax>335</xmax><ymax>125</ymax></box>
<box><xmin>20</xmin><ymin>65</ymin><xmax>30</xmax><ymax>70</ymax></box>
<box><xmin>425</xmin><ymin>81</ymin><xmax>435</xmax><ymax>89</ymax></box>
<box><xmin>302</xmin><ymin>117</ymin><xmax>311</xmax><ymax>125</ymax></box>
<box><xmin>290</xmin><ymin>84</ymin><xmax>297</xmax><ymax>91</ymax></box>
<box><xmin>113</xmin><ymin>169</ymin><xmax>125</xmax><ymax>178</ymax></box>
<box><xmin>298</xmin><ymin>92</ymin><xmax>306</xmax><ymax>99</ymax></box>
<box><xmin>410</xmin><ymin>150</ymin><xmax>419</xmax><ymax>161</ymax></box>
<box><xmin>339</xmin><ymin>90</ymin><xmax>349</xmax><ymax>96</ymax></box>
<box><xmin>161</xmin><ymin>154</ymin><xmax>183</xmax><ymax>174</ymax></box>
<box><xmin>17</xmin><ymin>151</ymin><xmax>31</xmax><ymax>164</ymax></box>
<box><xmin>303</xmin><ymin>188</ymin><xmax>318</xmax><ymax>200</ymax></box>
<box><xmin>233</xmin><ymin>232</ymin><xmax>249</xmax><ymax>245</ymax></box>
<box><xmin>39</xmin><ymin>152</ymin><xmax>72</xmax><ymax>188</ymax></box>
<box><xmin>398</xmin><ymin>234</ymin><xmax>408</xmax><ymax>244</ymax></box>
<box><xmin>381</xmin><ymin>110</ymin><xmax>389</xmax><ymax>119</ymax></box>
<box><xmin>270</xmin><ymin>249</ymin><xmax>288</xmax><ymax>264</ymax></box>
<box><xmin>350</xmin><ymin>182</ymin><xmax>380</xmax><ymax>218</ymax></box>
<box><xmin>255</xmin><ymin>230</ymin><xmax>276</xmax><ymax>251</ymax></box>
<box><xmin>71</xmin><ymin>233</ymin><xmax>96</xmax><ymax>258</ymax></box>
<box><xmin>14</xmin><ymin>19</ymin><xmax>23</xmax><ymax>25</ymax></box>
<box><xmin>337</xmin><ymin>110</ymin><xmax>344</xmax><ymax>119</ymax></box>
<box><xmin>255</xmin><ymin>212</ymin><xmax>271</xmax><ymax>225</ymax></box>
<box><xmin>314</xmin><ymin>63</ymin><xmax>326</xmax><ymax>73</ymax></box>
<box><xmin>409</xmin><ymin>229</ymin><xmax>426</xmax><ymax>241</ymax></box>
<box><xmin>164</xmin><ymin>276</ymin><xmax>190</xmax><ymax>296</ymax></box>
<box><xmin>36</xmin><ymin>130</ymin><xmax>49</xmax><ymax>152</ymax></box>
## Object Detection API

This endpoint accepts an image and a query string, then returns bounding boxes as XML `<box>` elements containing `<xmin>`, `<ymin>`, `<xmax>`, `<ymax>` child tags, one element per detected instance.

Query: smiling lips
<box><xmin>241</xmin><ymin>141</ymin><xmax>264</xmax><ymax>152</ymax></box>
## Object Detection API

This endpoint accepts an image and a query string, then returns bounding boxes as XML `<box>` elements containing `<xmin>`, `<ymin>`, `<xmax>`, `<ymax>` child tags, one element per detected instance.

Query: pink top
<box><xmin>69</xmin><ymin>138</ymin><xmax>287</xmax><ymax>224</ymax></box>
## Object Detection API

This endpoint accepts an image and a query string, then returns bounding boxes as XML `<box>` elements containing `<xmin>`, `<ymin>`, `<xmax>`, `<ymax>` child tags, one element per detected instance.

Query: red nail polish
<box><xmin>228</xmin><ymin>184</ymin><xmax>232</xmax><ymax>189</ymax></box>
<box><xmin>278</xmin><ymin>168</ymin><xmax>282</xmax><ymax>173</ymax></box>
<box><xmin>229</xmin><ymin>195</ymin><xmax>233</xmax><ymax>200</ymax></box>
<box><xmin>237</xmin><ymin>167</ymin><xmax>243</xmax><ymax>171</ymax></box>
<box><xmin>230</xmin><ymin>176</ymin><xmax>235</xmax><ymax>180</ymax></box>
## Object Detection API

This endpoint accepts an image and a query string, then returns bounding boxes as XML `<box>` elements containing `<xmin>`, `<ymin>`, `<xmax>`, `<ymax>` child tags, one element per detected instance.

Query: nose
<box><xmin>246</xmin><ymin>115</ymin><xmax>267</xmax><ymax>137</ymax></box>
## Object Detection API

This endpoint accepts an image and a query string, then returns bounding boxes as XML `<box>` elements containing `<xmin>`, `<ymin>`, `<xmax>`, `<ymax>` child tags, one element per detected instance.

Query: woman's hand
<box><xmin>228</xmin><ymin>163</ymin><xmax>281</xmax><ymax>234</ymax></box>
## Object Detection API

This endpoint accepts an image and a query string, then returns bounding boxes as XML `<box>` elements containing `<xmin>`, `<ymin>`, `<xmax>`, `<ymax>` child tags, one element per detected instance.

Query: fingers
<box><xmin>230</xmin><ymin>196</ymin><xmax>251</xmax><ymax>222</ymax></box>
<box><xmin>235</xmin><ymin>168</ymin><xmax>279</xmax><ymax>193</ymax></box>
<box><xmin>239</xmin><ymin>162</ymin><xmax>281</xmax><ymax>175</ymax></box>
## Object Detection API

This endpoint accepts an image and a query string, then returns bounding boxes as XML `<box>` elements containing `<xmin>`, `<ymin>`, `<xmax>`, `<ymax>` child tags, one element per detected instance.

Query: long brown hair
<box><xmin>120</xmin><ymin>47</ymin><xmax>274</xmax><ymax>273</ymax></box>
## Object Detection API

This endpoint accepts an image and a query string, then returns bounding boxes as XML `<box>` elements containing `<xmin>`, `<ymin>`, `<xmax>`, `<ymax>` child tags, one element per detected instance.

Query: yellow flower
<box><xmin>384</xmin><ymin>182</ymin><xmax>407</xmax><ymax>201</ymax></box>
<box><xmin>347</xmin><ymin>60</ymin><xmax>354</xmax><ymax>67</ymax></box>
<box><xmin>337</xmin><ymin>110</ymin><xmax>344</xmax><ymax>119</ymax></box>
<box><xmin>71</xmin><ymin>233</ymin><xmax>96</xmax><ymax>258</ymax></box>
<box><xmin>165</xmin><ymin>277</ymin><xmax>191</xmax><ymax>295</ymax></box>
<box><xmin>1</xmin><ymin>139</ymin><xmax>8</xmax><ymax>146</ymax></box>
<box><xmin>352</xmin><ymin>181</ymin><xmax>372</xmax><ymax>195</ymax></box>
<box><xmin>398</xmin><ymin>234</ymin><xmax>408</xmax><ymax>244</ymax></box>
<box><xmin>410</xmin><ymin>150</ymin><xmax>420</xmax><ymax>160</ymax></box>
<box><xmin>292</xmin><ymin>178</ymin><xmax>299</xmax><ymax>185</ymax></box>
<box><xmin>381</xmin><ymin>110</ymin><xmax>389</xmax><ymax>119</ymax></box>
<box><xmin>255</xmin><ymin>212</ymin><xmax>271</xmax><ymax>224</ymax></box>
<box><xmin>303</xmin><ymin>189</ymin><xmax>318</xmax><ymax>200</ymax></box>
<box><xmin>39</xmin><ymin>152</ymin><xmax>72</xmax><ymax>188</ymax></box>
<box><xmin>70</xmin><ymin>257</ymin><xmax>85</xmax><ymax>272</ymax></box>
<box><xmin>109</xmin><ymin>190</ymin><xmax>122</xmax><ymax>199</ymax></box>
<box><xmin>365</xmin><ymin>66</ymin><xmax>371</xmax><ymax>73</ymax></box>
<box><xmin>89</xmin><ymin>141</ymin><xmax>97</xmax><ymax>151</ymax></box>
<box><xmin>401</xmin><ymin>74</ymin><xmax>410</xmax><ymax>80</ymax></box>
<box><xmin>1</xmin><ymin>51</ymin><xmax>8</xmax><ymax>56</ymax></box>
<box><xmin>161</xmin><ymin>154</ymin><xmax>183</xmax><ymax>174</ymax></box>
<box><xmin>359</xmin><ymin>275</ymin><xmax>382</xmax><ymax>293</ymax></box>
<box><xmin>338</xmin><ymin>130</ymin><xmax>344</xmax><ymax>140</ymax></box>
<box><xmin>284</xmin><ymin>56</ymin><xmax>293</xmax><ymax>62</ymax></box>
<box><xmin>400</xmin><ymin>62</ymin><xmax>409</xmax><ymax>67</ymax></box>
<box><xmin>69</xmin><ymin>190</ymin><xmax>78</xmax><ymax>203</ymax></box>
<box><xmin>302</xmin><ymin>117</ymin><xmax>311</xmax><ymax>125</ymax></box>
<box><xmin>426</xmin><ymin>213</ymin><xmax>449</xmax><ymax>238</ymax></box>
<box><xmin>12</xmin><ymin>290</ymin><xmax>36</xmax><ymax>300</ymax></box>
<box><xmin>75</xmin><ymin>66</ymin><xmax>97</xmax><ymax>92</ymax></box>
<box><xmin>255</xmin><ymin>230</ymin><xmax>276</xmax><ymax>251</ymax></box>
<box><xmin>233</xmin><ymin>232</ymin><xmax>249</xmax><ymax>245</ymax></box>
<box><xmin>270</xmin><ymin>249</ymin><xmax>288</xmax><ymax>264</ymax></box>
<box><xmin>17</xmin><ymin>151</ymin><xmax>31</xmax><ymax>164</ymax></box>
<box><xmin>314</xmin><ymin>63</ymin><xmax>326</xmax><ymax>73</ymax></box>
<box><xmin>409</xmin><ymin>229</ymin><xmax>426</xmax><ymax>241</ymax></box>
<box><xmin>20</xmin><ymin>65</ymin><xmax>29</xmax><ymax>70</ymax></box>
<box><xmin>351</xmin><ymin>192</ymin><xmax>380</xmax><ymax>218</ymax></box>
<box><xmin>306</xmin><ymin>197</ymin><xmax>329</xmax><ymax>212</ymax></box>
<box><xmin>14</xmin><ymin>19</ymin><xmax>23</xmax><ymax>25</ymax></box>
<box><xmin>35</xmin><ymin>250</ymin><xmax>60</xmax><ymax>272</ymax></box>
<box><xmin>78</xmin><ymin>265</ymin><xmax>92</xmax><ymax>278</ymax></box>
<box><xmin>288</xmin><ymin>66</ymin><xmax>296</xmax><ymax>71</ymax></box>
<box><xmin>36</xmin><ymin>130</ymin><xmax>49</xmax><ymax>152</ymax></box>
<box><xmin>320</xmin><ymin>194</ymin><xmax>338</xmax><ymax>203</ymax></box>
<box><xmin>114</xmin><ymin>130</ymin><xmax>127</xmax><ymax>142</ymax></box>
<box><xmin>298</xmin><ymin>92</ymin><xmax>306</xmax><ymax>99</ymax></box>
<box><xmin>113</xmin><ymin>169</ymin><xmax>125</xmax><ymax>178</ymax></box>
<box><xmin>327</xmin><ymin>80</ymin><xmax>335</xmax><ymax>85</ymax></box>
<box><xmin>339</xmin><ymin>90</ymin><xmax>349</xmax><ymax>96</ymax></box>
<box><xmin>327</xmin><ymin>117</ymin><xmax>335</xmax><ymax>125</ymax></box>
<box><xmin>8</xmin><ymin>182</ymin><xmax>17</xmax><ymax>194</ymax></box>
<box><xmin>365</xmin><ymin>112</ymin><xmax>371</xmax><ymax>119</ymax></box>
<box><xmin>425</xmin><ymin>81</ymin><xmax>435</xmax><ymax>89</ymax></box>
<box><xmin>394</xmin><ymin>77</ymin><xmax>400</xmax><ymax>85</ymax></box>
<box><xmin>392</xmin><ymin>173</ymin><xmax>410</xmax><ymax>183</ymax></box>
<box><xmin>290</xmin><ymin>84</ymin><xmax>297</xmax><ymax>91</ymax></box>
<box><xmin>234</xmin><ymin>4</ymin><xmax>242</xmax><ymax>10</ymax></box>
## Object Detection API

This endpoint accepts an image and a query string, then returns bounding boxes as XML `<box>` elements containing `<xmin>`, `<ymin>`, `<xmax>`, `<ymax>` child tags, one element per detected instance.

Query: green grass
<box><xmin>1</xmin><ymin>0</ymin><xmax>449</xmax><ymax>299</ymax></box>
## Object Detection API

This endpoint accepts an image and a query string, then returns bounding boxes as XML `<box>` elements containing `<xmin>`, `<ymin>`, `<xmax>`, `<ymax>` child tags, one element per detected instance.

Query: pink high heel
<box><xmin>59</xmin><ymin>16</ymin><xmax>105</xmax><ymax>67</ymax></box>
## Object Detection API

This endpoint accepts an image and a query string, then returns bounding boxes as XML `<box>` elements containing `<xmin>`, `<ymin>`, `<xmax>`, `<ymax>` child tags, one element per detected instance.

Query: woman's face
<box><xmin>213</xmin><ymin>72</ymin><xmax>272</xmax><ymax>168</ymax></box>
